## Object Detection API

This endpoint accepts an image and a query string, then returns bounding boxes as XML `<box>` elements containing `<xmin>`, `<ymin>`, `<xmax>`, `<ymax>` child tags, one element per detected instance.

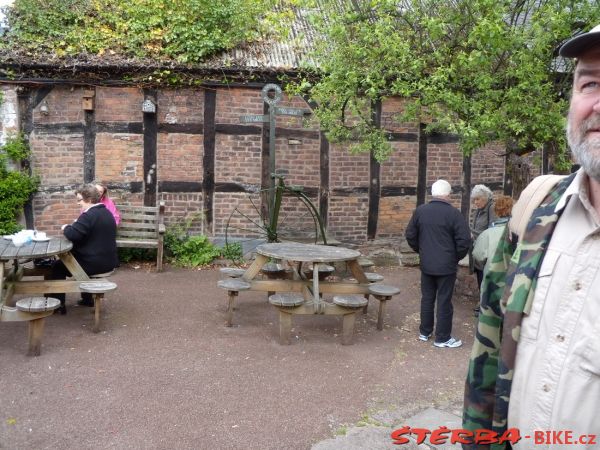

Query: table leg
<box><xmin>225</xmin><ymin>291</ymin><xmax>238</xmax><ymax>327</ymax></box>
<box><xmin>93</xmin><ymin>294</ymin><xmax>102</xmax><ymax>333</ymax></box>
<box><xmin>0</xmin><ymin>262</ymin><xmax>4</xmax><ymax>305</ymax></box>
<box><xmin>341</xmin><ymin>312</ymin><xmax>357</xmax><ymax>345</ymax></box>
<box><xmin>27</xmin><ymin>317</ymin><xmax>46</xmax><ymax>356</ymax></box>
<box><xmin>59</xmin><ymin>252</ymin><xmax>90</xmax><ymax>281</ymax></box>
<box><xmin>313</xmin><ymin>263</ymin><xmax>320</xmax><ymax>313</ymax></box>
<box><xmin>279</xmin><ymin>310</ymin><xmax>292</xmax><ymax>345</ymax></box>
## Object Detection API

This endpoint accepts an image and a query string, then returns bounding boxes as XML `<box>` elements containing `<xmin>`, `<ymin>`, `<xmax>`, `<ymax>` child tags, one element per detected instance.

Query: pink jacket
<box><xmin>101</xmin><ymin>197</ymin><xmax>121</xmax><ymax>225</ymax></box>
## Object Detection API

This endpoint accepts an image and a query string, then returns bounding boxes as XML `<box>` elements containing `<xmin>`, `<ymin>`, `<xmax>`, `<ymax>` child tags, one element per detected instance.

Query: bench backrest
<box><xmin>116</xmin><ymin>201</ymin><xmax>165</xmax><ymax>241</ymax></box>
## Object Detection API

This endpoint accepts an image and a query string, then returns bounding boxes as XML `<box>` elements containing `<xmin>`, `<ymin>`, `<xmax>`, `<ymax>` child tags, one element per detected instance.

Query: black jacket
<box><xmin>63</xmin><ymin>204</ymin><xmax>118</xmax><ymax>275</ymax></box>
<box><xmin>405</xmin><ymin>198</ymin><xmax>472</xmax><ymax>275</ymax></box>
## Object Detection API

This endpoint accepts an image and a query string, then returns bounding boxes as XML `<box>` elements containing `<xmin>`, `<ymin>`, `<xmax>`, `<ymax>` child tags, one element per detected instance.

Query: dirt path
<box><xmin>0</xmin><ymin>265</ymin><xmax>477</xmax><ymax>449</ymax></box>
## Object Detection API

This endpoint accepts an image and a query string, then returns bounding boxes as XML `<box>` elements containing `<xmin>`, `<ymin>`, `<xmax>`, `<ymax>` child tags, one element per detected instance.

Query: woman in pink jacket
<box><xmin>95</xmin><ymin>182</ymin><xmax>121</xmax><ymax>225</ymax></box>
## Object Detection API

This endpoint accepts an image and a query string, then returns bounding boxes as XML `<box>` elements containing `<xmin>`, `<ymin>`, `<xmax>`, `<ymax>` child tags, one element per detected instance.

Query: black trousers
<box><xmin>419</xmin><ymin>272</ymin><xmax>457</xmax><ymax>343</ymax></box>
<box><xmin>47</xmin><ymin>260</ymin><xmax>92</xmax><ymax>306</ymax></box>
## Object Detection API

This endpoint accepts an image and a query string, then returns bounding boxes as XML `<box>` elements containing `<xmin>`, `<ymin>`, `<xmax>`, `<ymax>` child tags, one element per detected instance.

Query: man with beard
<box><xmin>463</xmin><ymin>25</ymin><xmax>600</xmax><ymax>449</ymax></box>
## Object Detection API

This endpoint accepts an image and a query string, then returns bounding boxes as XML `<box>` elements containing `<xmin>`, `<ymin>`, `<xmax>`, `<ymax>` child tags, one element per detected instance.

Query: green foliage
<box><xmin>1</xmin><ymin>0</ymin><xmax>287</xmax><ymax>63</ymax></box>
<box><xmin>169</xmin><ymin>234</ymin><xmax>222</xmax><ymax>267</ymax></box>
<box><xmin>294</xmin><ymin>0</ymin><xmax>600</xmax><ymax>162</ymax></box>
<box><xmin>118</xmin><ymin>247</ymin><xmax>157</xmax><ymax>263</ymax></box>
<box><xmin>221</xmin><ymin>242</ymin><xmax>244</xmax><ymax>265</ymax></box>
<box><xmin>0</xmin><ymin>133</ymin><xmax>39</xmax><ymax>235</ymax></box>
<box><xmin>163</xmin><ymin>213</ymin><xmax>221</xmax><ymax>267</ymax></box>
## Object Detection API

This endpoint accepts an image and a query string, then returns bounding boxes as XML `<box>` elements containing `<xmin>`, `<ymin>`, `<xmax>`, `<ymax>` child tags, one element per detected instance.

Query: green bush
<box><xmin>221</xmin><ymin>242</ymin><xmax>244</xmax><ymax>265</ymax></box>
<box><xmin>0</xmin><ymin>133</ymin><xmax>39</xmax><ymax>234</ymax></box>
<box><xmin>118</xmin><ymin>247</ymin><xmax>157</xmax><ymax>263</ymax></box>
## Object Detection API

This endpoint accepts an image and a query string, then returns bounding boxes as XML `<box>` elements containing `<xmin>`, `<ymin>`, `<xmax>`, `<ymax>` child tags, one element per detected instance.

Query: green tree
<box><xmin>0</xmin><ymin>133</ymin><xmax>39</xmax><ymax>234</ymax></box>
<box><xmin>294</xmin><ymin>0</ymin><xmax>600</xmax><ymax>165</ymax></box>
<box><xmin>1</xmin><ymin>0</ymin><xmax>287</xmax><ymax>63</ymax></box>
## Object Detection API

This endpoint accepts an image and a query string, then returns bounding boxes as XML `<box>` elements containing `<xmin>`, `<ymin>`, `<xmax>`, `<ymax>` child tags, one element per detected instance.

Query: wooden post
<box><xmin>27</xmin><ymin>318</ymin><xmax>45</xmax><ymax>356</ymax></box>
<box><xmin>341</xmin><ymin>312</ymin><xmax>357</xmax><ymax>345</ymax></box>
<box><xmin>93</xmin><ymin>294</ymin><xmax>102</xmax><ymax>333</ymax></box>
<box><xmin>278</xmin><ymin>310</ymin><xmax>292</xmax><ymax>345</ymax></box>
<box><xmin>225</xmin><ymin>291</ymin><xmax>237</xmax><ymax>327</ymax></box>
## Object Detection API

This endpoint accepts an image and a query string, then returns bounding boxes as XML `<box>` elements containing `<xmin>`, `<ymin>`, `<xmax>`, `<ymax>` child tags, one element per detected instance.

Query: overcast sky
<box><xmin>0</xmin><ymin>0</ymin><xmax>14</xmax><ymax>24</ymax></box>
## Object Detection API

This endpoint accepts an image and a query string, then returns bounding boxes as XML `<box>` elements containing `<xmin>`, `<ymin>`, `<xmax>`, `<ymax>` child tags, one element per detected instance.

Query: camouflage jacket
<box><xmin>462</xmin><ymin>173</ymin><xmax>576</xmax><ymax>450</ymax></box>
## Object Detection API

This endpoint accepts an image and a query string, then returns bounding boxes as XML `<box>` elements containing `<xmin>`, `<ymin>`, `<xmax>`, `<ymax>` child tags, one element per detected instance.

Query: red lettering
<box><xmin>410</xmin><ymin>428</ymin><xmax>430</xmax><ymax>445</ymax></box>
<box><xmin>499</xmin><ymin>428</ymin><xmax>521</xmax><ymax>445</ymax></box>
<box><xmin>450</xmin><ymin>429</ymin><xmax>474</xmax><ymax>445</ymax></box>
<box><xmin>564</xmin><ymin>431</ymin><xmax>573</xmax><ymax>444</ymax></box>
<box><xmin>588</xmin><ymin>434</ymin><xmax>597</xmax><ymax>445</ymax></box>
<box><xmin>552</xmin><ymin>431</ymin><xmax>564</xmax><ymax>444</ymax></box>
<box><xmin>429</xmin><ymin>426</ymin><xmax>450</xmax><ymax>445</ymax></box>
<box><xmin>475</xmin><ymin>429</ymin><xmax>499</xmax><ymax>445</ymax></box>
<box><xmin>534</xmin><ymin>431</ymin><xmax>545</xmax><ymax>444</ymax></box>
<box><xmin>390</xmin><ymin>426</ymin><xmax>411</xmax><ymax>445</ymax></box>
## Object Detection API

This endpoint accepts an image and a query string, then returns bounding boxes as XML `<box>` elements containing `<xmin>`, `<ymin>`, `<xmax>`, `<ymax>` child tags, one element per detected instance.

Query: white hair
<box><xmin>470</xmin><ymin>184</ymin><xmax>493</xmax><ymax>200</ymax></box>
<box><xmin>431</xmin><ymin>179</ymin><xmax>451</xmax><ymax>197</ymax></box>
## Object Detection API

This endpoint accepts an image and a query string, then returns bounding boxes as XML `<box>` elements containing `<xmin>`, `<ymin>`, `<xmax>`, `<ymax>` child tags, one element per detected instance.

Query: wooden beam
<box><xmin>203</xmin><ymin>89</ymin><xmax>216</xmax><ymax>230</ymax></box>
<box><xmin>417</xmin><ymin>123</ymin><xmax>428</xmax><ymax>206</ymax></box>
<box><xmin>143</xmin><ymin>88</ymin><xmax>158</xmax><ymax>206</ymax></box>
<box><xmin>367</xmin><ymin>100</ymin><xmax>381</xmax><ymax>240</ymax></box>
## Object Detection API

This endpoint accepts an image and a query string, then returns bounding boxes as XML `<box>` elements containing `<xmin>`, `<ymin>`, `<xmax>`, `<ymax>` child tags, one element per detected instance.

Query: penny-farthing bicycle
<box><xmin>224</xmin><ymin>172</ymin><xmax>328</xmax><ymax>262</ymax></box>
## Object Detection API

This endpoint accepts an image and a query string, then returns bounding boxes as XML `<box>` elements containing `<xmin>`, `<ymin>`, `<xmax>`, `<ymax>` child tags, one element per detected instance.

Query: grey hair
<box><xmin>470</xmin><ymin>184</ymin><xmax>493</xmax><ymax>200</ymax></box>
<box><xmin>77</xmin><ymin>183</ymin><xmax>101</xmax><ymax>203</ymax></box>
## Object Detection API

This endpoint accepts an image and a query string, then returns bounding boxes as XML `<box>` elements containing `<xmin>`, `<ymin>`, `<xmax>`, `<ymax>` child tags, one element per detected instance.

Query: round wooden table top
<box><xmin>0</xmin><ymin>236</ymin><xmax>72</xmax><ymax>261</ymax></box>
<box><xmin>256</xmin><ymin>242</ymin><xmax>360</xmax><ymax>262</ymax></box>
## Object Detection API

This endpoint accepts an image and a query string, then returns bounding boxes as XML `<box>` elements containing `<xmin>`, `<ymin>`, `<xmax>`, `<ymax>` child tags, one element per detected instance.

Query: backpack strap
<box><xmin>509</xmin><ymin>174</ymin><xmax>567</xmax><ymax>240</ymax></box>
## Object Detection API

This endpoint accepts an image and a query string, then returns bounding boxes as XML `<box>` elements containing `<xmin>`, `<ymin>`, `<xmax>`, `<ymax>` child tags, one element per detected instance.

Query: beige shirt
<box><xmin>509</xmin><ymin>170</ymin><xmax>600</xmax><ymax>449</ymax></box>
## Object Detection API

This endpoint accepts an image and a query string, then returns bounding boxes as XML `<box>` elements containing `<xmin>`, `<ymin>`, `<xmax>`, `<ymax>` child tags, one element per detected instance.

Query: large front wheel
<box><xmin>224</xmin><ymin>188</ymin><xmax>322</xmax><ymax>262</ymax></box>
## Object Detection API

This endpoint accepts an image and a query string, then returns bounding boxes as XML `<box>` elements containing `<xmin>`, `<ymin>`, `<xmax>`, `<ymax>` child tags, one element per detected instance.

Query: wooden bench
<box><xmin>116</xmin><ymin>202</ymin><xmax>166</xmax><ymax>271</ymax></box>
<box><xmin>7</xmin><ymin>297</ymin><xmax>61</xmax><ymax>356</ymax></box>
<box><xmin>79</xmin><ymin>280</ymin><xmax>118</xmax><ymax>332</ymax></box>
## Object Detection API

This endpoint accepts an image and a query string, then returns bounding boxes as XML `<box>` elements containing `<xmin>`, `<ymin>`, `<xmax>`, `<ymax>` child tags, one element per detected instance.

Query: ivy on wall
<box><xmin>0</xmin><ymin>0</ymin><xmax>290</xmax><ymax>63</ymax></box>
<box><xmin>0</xmin><ymin>133</ymin><xmax>39</xmax><ymax>234</ymax></box>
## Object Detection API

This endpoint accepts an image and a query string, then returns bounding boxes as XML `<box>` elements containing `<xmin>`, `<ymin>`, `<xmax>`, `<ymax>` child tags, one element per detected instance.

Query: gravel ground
<box><xmin>0</xmin><ymin>264</ymin><xmax>478</xmax><ymax>450</ymax></box>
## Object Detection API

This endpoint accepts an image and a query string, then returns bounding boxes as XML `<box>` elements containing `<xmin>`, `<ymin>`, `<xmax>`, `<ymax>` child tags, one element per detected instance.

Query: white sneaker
<box><xmin>433</xmin><ymin>337</ymin><xmax>462</xmax><ymax>348</ymax></box>
<box><xmin>418</xmin><ymin>333</ymin><xmax>432</xmax><ymax>341</ymax></box>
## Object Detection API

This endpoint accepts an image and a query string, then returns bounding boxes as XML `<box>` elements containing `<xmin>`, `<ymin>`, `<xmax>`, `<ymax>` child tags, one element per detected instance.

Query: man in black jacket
<box><xmin>405</xmin><ymin>179</ymin><xmax>471</xmax><ymax>348</ymax></box>
<box><xmin>50</xmin><ymin>184</ymin><xmax>118</xmax><ymax>314</ymax></box>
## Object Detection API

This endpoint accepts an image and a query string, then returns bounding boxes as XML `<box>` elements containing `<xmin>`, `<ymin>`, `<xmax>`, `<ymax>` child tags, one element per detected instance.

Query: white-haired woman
<box><xmin>470</xmin><ymin>184</ymin><xmax>496</xmax><ymax>292</ymax></box>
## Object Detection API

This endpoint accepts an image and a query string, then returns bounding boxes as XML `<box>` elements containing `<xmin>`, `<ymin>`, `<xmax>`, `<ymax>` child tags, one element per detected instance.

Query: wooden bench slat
<box><xmin>117</xmin><ymin>205</ymin><xmax>160</xmax><ymax>214</ymax></box>
<box><xmin>116</xmin><ymin>239</ymin><xmax>159</xmax><ymax>248</ymax></box>
<box><xmin>118</xmin><ymin>222</ymin><xmax>158</xmax><ymax>231</ymax></box>
<box><xmin>117</xmin><ymin>230</ymin><xmax>159</xmax><ymax>239</ymax></box>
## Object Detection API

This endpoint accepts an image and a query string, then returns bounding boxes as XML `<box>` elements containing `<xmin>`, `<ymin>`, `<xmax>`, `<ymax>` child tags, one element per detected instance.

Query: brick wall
<box><xmin>1</xmin><ymin>83</ymin><xmax>514</xmax><ymax>245</ymax></box>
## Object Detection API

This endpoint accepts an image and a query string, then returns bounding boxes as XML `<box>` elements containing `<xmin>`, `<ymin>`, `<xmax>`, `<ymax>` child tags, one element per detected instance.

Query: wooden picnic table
<box><xmin>0</xmin><ymin>235</ymin><xmax>90</xmax><ymax>354</ymax></box>
<box><xmin>240</xmin><ymin>242</ymin><xmax>373</xmax><ymax>344</ymax></box>
<box><xmin>0</xmin><ymin>236</ymin><xmax>90</xmax><ymax>307</ymax></box>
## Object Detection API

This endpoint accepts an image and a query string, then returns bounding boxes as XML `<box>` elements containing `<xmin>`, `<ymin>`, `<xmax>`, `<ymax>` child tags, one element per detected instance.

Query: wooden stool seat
<box><xmin>16</xmin><ymin>297</ymin><xmax>61</xmax><ymax>312</ymax></box>
<box><xmin>357</xmin><ymin>257</ymin><xmax>374</xmax><ymax>268</ymax></box>
<box><xmin>14</xmin><ymin>297</ymin><xmax>61</xmax><ymax>356</ymax></box>
<box><xmin>217</xmin><ymin>279</ymin><xmax>251</xmax><ymax>291</ymax></box>
<box><xmin>91</xmin><ymin>270</ymin><xmax>115</xmax><ymax>278</ymax></box>
<box><xmin>268</xmin><ymin>293</ymin><xmax>305</xmax><ymax>307</ymax></box>
<box><xmin>303</xmin><ymin>264</ymin><xmax>335</xmax><ymax>274</ymax></box>
<box><xmin>368</xmin><ymin>284</ymin><xmax>400</xmax><ymax>297</ymax></box>
<box><xmin>219</xmin><ymin>267</ymin><xmax>246</xmax><ymax>278</ymax></box>
<box><xmin>364</xmin><ymin>272</ymin><xmax>384</xmax><ymax>282</ymax></box>
<box><xmin>333</xmin><ymin>295</ymin><xmax>368</xmax><ymax>308</ymax></box>
<box><xmin>79</xmin><ymin>281</ymin><xmax>118</xmax><ymax>333</ymax></box>
<box><xmin>80</xmin><ymin>280</ymin><xmax>118</xmax><ymax>293</ymax></box>
<box><xmin>218</xmin><ymin>279</ymin><xmax>251</xmax><ymax>327</ymax></box>
<box><xmin>365</xmin><ymin>284</ymin><xmax>400</xmax><ymax>331</ymax></box>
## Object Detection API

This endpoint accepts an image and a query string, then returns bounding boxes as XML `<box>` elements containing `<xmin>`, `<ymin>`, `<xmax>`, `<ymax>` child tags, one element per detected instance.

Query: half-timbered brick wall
<box><xmin>0</xmin><ymin>82</ymin><xmax>520</xmax><ymax>246</ymax></box>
